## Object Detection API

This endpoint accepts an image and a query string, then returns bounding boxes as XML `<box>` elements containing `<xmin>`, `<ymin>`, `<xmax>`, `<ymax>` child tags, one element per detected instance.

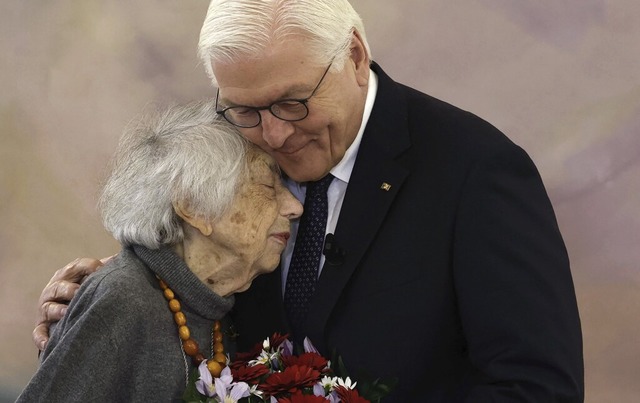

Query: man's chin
<box><xmin>280</xmin><ymin>162</ymin><xmax>330</xmax><ymax>182</ymax></box>
<box><xmin>274</xmin><ymin>149</ymin><xmax>331</xmax><ymax>182</ymax></box>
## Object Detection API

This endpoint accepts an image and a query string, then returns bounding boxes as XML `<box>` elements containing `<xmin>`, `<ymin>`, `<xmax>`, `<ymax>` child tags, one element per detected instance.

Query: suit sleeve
<box><xmin>453</xmin><ymin>142</ymin><xmax>584</xmax><ymax>402</ymax></box>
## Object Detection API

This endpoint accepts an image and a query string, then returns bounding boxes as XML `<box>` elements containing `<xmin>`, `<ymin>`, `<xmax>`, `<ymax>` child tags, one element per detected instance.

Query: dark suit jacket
<box><xmin>231</xmin><ymin>63</ymin><xmax>584</xmax><ymax>402</ymax></box>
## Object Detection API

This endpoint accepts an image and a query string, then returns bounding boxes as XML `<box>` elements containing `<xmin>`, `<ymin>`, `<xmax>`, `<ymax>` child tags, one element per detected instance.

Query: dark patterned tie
<box><xmin>284</xmin><ymin>173</ymin><xmax>334</xmax><ymax>342</ymax></box>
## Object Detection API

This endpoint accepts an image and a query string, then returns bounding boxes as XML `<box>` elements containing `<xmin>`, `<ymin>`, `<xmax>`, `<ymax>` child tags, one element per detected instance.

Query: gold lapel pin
<box><xmin>380</xmin><ymin>182</ymin><xmax>392</xmax><ymax>191</ymax></box>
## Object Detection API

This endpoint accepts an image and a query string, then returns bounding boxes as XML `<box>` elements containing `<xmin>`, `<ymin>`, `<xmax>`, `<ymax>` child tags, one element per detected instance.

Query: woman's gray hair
<box><xmin>99</xmin><ymin>100</ymin><xmax>249</xmax><ymax>249</ymax></box>
<box><xmin>198</xmin><ymin>0</ymin><xmax>371</xmax><ymax>85</ymax></box>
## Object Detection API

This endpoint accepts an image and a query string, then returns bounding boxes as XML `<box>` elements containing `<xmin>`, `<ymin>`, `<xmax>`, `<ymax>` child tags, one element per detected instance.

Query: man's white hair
<box><xmin>198</xmin><ymin>0</ymin><xmax>371</xmax><ymax>85</ymax></box>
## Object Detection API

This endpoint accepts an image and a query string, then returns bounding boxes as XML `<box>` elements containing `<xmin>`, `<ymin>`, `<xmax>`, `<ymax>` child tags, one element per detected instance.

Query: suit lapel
<box><xmin>305</xmin><ymin>63</ymin><xmax>412</xmax><ymax>349</ymax></box>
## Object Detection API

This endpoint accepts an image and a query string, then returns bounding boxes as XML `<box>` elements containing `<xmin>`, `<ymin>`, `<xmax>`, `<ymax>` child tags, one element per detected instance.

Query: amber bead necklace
<box><xmin>158</xmin><ymin>277</ymin><xmax>227</xmax><ymax>379</ymax></box>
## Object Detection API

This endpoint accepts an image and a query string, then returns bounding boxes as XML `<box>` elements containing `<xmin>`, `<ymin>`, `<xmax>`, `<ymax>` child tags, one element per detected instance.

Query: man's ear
<box><xmin>173</xmin><ymin>200</ymin><xmax>213</xmax><ymax>237</ymax></box>
<box><xmin>350</xmin><ymin>29</ymin><xmax>370</xmax><ymax>87</ymax></box>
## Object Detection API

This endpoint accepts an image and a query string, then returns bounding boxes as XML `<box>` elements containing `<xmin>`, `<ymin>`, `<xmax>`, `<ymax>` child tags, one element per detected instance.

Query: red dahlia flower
<box><xmin>281</xmin><ymin>352</ymin><xmax>329</xmax><ymax>372</ymax></box>
<box><xmin>269</xmin><ymin>332</ymin><xmax>290</xmax><ymax>350</ymax></box>
<box><xmin>335</xmin><ymin>386</ymin><xmax>369</xmax><ymax>403</ymax></box>
<box><xmin>259</xmin><ymin>365</ymin><xmax>321</xmax><ymax>396</ymax></box>
<box><xmin>277</xmin><ymin>390</ymin><xmax>329</xmax><ymax>402</ymax></box>
<box><xmin>230</xmin><ymin>362</ymin><xmax>270</xmax><ymax>384</ymax></box>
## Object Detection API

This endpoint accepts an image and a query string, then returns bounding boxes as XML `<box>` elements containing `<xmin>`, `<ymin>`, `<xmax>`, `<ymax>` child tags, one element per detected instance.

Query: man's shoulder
<box><xmin>385</xmin><ymin>87</ymin><xmax>517</xmax><ymax>170</ymax></box>
<box><xmin>405</xmin><ymin>86</ymin><xmax>509</xmax><ymax>145</ymax></box>
<box><xmin>373</xmin><ymin>64</ymin><xmax>513</xmax><ymax>154</ymax></box>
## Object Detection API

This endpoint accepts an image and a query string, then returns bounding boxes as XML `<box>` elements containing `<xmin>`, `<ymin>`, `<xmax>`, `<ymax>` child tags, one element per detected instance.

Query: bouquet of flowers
<box><xmin>182</xmin><ymin>333</ymin><xmax>394</xmax><ymax>402</ymax></box>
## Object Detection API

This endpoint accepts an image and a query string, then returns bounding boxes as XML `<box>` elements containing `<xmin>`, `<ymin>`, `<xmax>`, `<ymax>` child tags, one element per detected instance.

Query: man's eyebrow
<box><xmin>217</xmin><ymin>95</ymin><xmax>240</xmax><ymax>108</ymax></box>
<box><xmin>278</xmin><ymin>84</ymin><xmax>311</xmax><ymax>99</ymax></box>
<box><xmin>219</xmin><ymin>84</ymin><xmax>313</xmax><ymax>107</ymax></box>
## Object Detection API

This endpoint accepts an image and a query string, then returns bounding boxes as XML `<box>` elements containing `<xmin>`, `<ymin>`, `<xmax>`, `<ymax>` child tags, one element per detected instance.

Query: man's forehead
<box><xmin>212</xmin><ymin>41</ymin><xmax>321</xmax><ymax>105</ymax></box>
<box><xmin>216</xmin><ymin>68</ymin><xmax>319</xmax><ymax>107</ymax></box>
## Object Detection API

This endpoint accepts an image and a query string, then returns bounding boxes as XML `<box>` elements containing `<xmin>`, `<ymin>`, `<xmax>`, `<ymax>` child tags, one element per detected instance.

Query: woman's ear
<box><xmin>173</xmin><ymin>200</ymin><xmax>213</xmax><ymax>237</ymax></box>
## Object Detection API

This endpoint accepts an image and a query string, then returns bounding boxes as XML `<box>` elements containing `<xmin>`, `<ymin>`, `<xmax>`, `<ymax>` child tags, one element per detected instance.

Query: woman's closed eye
<box><xmin>258</xmin><ymin>181</ymin><xmax>277</xmax><ymax>197</ymax></box>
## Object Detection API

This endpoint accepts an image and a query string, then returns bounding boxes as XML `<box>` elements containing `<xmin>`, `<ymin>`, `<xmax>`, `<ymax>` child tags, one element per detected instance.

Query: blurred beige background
<box><xmin>1</xmin><ymin>1</ymin><xmax>638</xmax><ymax>401</ymax></box>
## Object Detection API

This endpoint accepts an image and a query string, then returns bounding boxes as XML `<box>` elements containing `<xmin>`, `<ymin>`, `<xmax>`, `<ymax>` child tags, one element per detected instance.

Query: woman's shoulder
<box><xmin>70</xmin><ymin>248</ymin><xmax>163</xmax><ymax>318</ymax></box>
<box><xmin>40</xmin><ymin>248</ymin><xmax>179</xmax><ymax>392</ymax></box>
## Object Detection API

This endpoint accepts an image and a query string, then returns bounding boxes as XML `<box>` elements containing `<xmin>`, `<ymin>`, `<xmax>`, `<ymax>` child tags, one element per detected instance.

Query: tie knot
<box><xmin>307</xmin><ymin>173</ymin><xmax>334</xmax><ymax>196</ymax></box>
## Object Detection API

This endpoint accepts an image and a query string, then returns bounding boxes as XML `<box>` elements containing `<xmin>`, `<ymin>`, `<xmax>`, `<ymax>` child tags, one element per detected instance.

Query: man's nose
<box><xmin>259</xmin><ymin>110</ymin><xmax>295</xmax><ymax>149</ymax></box>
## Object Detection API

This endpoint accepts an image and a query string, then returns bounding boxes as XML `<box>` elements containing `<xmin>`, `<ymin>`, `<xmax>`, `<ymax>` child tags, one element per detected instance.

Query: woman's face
<box><xmin>198</xmin><ymin>147</ymin><xmax>302</xmax><ymax>296</ymax></box>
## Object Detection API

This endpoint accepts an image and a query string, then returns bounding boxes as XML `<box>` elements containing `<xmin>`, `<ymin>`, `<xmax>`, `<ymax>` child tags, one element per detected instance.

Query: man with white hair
<box><xmin>34</xmin><ymin>1</ymin><xmax>583</xmax><ymax>401</ymax></box>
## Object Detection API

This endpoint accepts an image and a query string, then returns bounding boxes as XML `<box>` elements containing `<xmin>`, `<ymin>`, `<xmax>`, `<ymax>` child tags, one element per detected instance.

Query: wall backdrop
<box><xmin>1</xmin><ymin>1</ymin><xmax>638</xmax><ymax>401</ymax></box>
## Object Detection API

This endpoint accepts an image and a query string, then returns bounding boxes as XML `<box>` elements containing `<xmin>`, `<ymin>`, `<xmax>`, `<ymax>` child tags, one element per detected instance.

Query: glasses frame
<box><xmin>215</xmin><ymin>61</ymin><xmax>333</xmax><ymax>128</ymax></box>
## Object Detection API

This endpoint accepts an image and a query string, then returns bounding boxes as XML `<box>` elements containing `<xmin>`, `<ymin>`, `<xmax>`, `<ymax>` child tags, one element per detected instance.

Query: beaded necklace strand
<box><xmin>158</xmin><ymin>277</ymin><xmax>227</xmax><ymax>377</ymax></box>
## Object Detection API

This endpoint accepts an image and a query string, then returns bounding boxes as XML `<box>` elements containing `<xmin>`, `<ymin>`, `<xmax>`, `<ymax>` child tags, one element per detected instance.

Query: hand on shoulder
<box><xmin>33</xmin><ymin>256</ymin><xmax>113</xmax><ymax>351</ymax></box>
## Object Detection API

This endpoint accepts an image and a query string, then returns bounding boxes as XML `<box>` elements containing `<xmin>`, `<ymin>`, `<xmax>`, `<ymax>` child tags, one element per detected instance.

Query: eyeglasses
<box><xmin>215</xmin><ymin>61</ymin><xmax>333</xmax><ymax>128</ymax></box>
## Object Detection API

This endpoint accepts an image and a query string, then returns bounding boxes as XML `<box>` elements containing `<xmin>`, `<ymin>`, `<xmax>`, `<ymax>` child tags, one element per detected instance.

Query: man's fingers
<box><xmin>39</xmin><ymin>300</ymin><xmax>69</xmax><ymax>324</ymax></box>
<box><xmin>33</xmin><ymin>256</ymin><xmax>110</xmax><ymax>351</ymax></box>
<box><xmin>32</xmin><ymin>323</ymin><xmax>50</xmax><ymax>352</ymax></box>
<box><xmin>38</xmin><ymin>280</ymin><xmax>80</xmax><ymax>307</ymax></box>
<box><xmin>99</xmin><ymin>255</ymin><xmax>116</xmax><ymax>265</ymax></box>
<box><xmin>35</xmin><ymin>300</ymin><xmax>67</xmax><ymax>350</ymax></box>
<box><xmin>47</xmin><ymin>257</ymin><xmax>104</xmax><ymax>285</ymax></box>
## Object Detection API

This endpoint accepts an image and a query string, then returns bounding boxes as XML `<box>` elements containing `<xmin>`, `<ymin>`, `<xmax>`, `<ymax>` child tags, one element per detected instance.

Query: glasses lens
<box><xmin>271</xmin><ymin>101</ymin><xmax>309</xmax><ymax>121</ymax></box>
<box><xmin>224</xmin><ymin>107</ymin><xmax>260</xmax><ymax>128</ymax></box>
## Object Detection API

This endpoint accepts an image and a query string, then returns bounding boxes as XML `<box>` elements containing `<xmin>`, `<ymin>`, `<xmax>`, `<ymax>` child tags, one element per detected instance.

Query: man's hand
<box><xmin>33</xmin><ymin>256</ymin><xmax>113</xmax><ymax>351</ymax></box>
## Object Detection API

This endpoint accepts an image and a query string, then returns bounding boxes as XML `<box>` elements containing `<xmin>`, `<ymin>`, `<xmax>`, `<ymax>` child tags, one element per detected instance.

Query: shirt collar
<box><xmin>329</xmin><ymin>68</ymin><xmax>378</xmax><ymax>185</ymax></box>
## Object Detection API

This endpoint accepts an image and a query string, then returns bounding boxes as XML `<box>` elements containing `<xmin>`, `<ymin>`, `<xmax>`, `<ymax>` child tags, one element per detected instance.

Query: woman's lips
<box><xmin>271</xmin><ymin>232</ymin><xmax>291</xmax><ymax>245</ymax></box>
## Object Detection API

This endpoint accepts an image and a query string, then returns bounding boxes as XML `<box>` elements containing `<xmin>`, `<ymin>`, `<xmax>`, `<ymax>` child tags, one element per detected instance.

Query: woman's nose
<box><xmin>279</xmin><ymin>188</ymin><xmax>303</xmax><ymax>220</ymax></box>
<box><xmin>259</xmin><ymin>111</ymin><xmax>295</xmax><ymax>149</ymax></box>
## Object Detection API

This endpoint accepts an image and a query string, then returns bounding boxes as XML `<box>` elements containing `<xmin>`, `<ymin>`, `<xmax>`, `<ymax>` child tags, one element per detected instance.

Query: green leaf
<box><xmin>328</xmin><ymin>348</ymin><xmax>396</xmax><ymax>401</ymax></box>
<box><xmin>330</xmin><ymin>349</ymin><xmax>350</xmax><ymax>379</ymax></box>
<box><xmin>182</xmin><ymin>367</ymin><xmax>207</xmax><ymax>402</ymax></box>
<box><xmin>352</xmin><ymin>369</ymin><xmax>398</xmax><ymax>402</ymax></box>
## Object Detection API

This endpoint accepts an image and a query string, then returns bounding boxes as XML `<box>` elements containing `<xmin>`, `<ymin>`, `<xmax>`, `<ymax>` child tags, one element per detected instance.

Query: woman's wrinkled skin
<box><xmin>173</xmin><ymin>147</ymin><xmax>302</xmax><ymax>297</ymax></box>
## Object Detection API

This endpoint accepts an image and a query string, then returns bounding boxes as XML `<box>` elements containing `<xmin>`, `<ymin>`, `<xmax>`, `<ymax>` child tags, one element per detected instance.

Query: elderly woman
<box><xmin>17</xmin><ymin>101</ymin><xmax>302</xmax><ymax>402</ymax></box>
